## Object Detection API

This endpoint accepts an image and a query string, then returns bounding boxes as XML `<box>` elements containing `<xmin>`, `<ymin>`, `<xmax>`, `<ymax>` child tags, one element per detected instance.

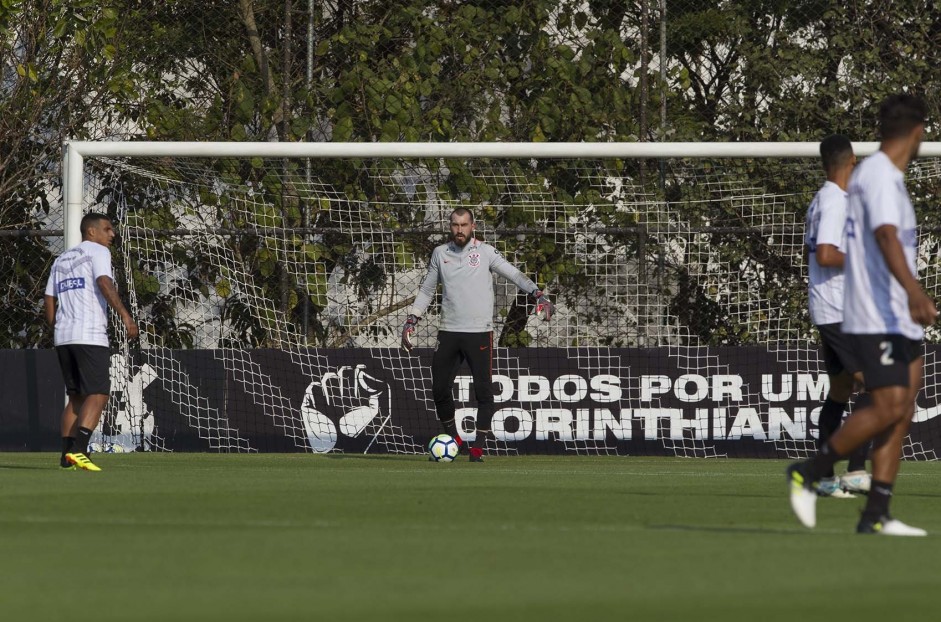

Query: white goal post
<box><xmin>58</xmin><ymin>140</ymin><xmax>941</xmax><ymax>458</ymax></box>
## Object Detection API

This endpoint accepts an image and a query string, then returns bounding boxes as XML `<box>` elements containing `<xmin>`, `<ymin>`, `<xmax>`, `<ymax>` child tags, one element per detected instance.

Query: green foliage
<box><xmin>0</xmin><ymin>0</ymin><xmax>150</xmax><ymax>347</ymax></box>
<box><xmin>6</xmin><ymin>1</ymin><xmax>941</xmax><ymax>347</ymax></box>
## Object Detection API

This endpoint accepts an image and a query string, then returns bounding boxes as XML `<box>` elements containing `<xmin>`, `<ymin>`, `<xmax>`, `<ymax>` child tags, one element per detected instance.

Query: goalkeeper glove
<box><xmin>531</xmin><ymin>290</ymin><xmax>555</xmax><ymax>321</ymax></box>
<box><xmin>401</xmin><ymin>314</ymin><xmax>420</xmax><ymax>351</ymax></box>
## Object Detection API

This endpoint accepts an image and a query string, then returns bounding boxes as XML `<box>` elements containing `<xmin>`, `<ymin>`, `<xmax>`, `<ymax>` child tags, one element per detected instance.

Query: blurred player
<box><xmin>803</xmin><ymin>134</ymin><xmax>871</xmax><ymax>497</ymax></box>
<box><xmin>44</xmin><ymin>213</ymin><xmax>139</xmax><ymax>471</ymax></box>
<box><xmin>401</xmin><ymin>208</ymin><xmax>554</xmax><ymax>462</ymax></box>
<box><xmin>788</xmin><ymin>94</ymin><xmax>934</xmax><ymax>535</ymax></box>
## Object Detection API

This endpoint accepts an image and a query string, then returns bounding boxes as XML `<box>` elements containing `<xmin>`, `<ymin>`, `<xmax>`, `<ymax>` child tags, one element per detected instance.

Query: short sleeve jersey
<box><xmin>842</xmin><ymin>150</ymin><xmax>922</xmax><ymax>339</ymax></box>
<box><xmin>44</xmin><ymin>240</ymin><xmax>114</xmax><ymax>346</ymax></box>
<box><xmin>805</xmin><ymin>181</ymin><xmax>848</xmax><ymax>325</ymax></box>
<box><xmin>409</xmin><ymin>239</ymin><xmax>537</xmax><ymax>332</ymax></box>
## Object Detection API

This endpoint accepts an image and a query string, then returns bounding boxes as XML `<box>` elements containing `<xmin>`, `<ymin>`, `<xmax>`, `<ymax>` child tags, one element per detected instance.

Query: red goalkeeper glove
<box><xmin>532</xmin><ymin>290</ymin><xmax>555</xmax><ymax>321</ymax></box>
<box><xmin>401</xmin><ymin>314</ymin><xmax>420</xmax><ymax>351</ymax></box>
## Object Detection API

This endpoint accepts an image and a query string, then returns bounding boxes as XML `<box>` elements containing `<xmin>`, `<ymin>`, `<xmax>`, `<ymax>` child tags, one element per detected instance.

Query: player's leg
<box><xmin>815</xmin><ymin>371</ymin><xmax>855</xmax><ymax>496</ymax></box>
<box><xmin>858</xmin><ymin>384</ymin><xmax>908</xmax><ymax>477</ymax></box>
<box><xmin>64</xmin><ymin>345</ymin><xmax>111</xmax><ymax>471</ymax></box>
<box><xmin>856</xmin><ymin>355</ymin><xmax>924</xmax><ymax>535</ymax></box>
<box><xmin>818</xmin><ymin>372</ymin><xmax>851</xmax><ymax>451</ymax></box>
<box><xmin>841</xmin><ymin>389</ymin><xmax>873</xmax><ymax>493</ymax></box>
<box><xmin>463</xmin><ymin>332</ymin><xmax>494</xmax><ymax>462</ymax></box>
<box><xmin>788</xmin><ymin>386</ymin><xmax>899</xmax><ymax>527</ymax></box>
<box><xmin>815</xmin><ymin>324</ymin><xmax>870</xmax><ymax>491</ymax></box>
<box><xmin>787</xmin><ymin>334</ymin><xmax>902</xmax><ymax>527</ymax></box>
<box><xmin>805</xmin><ymin>336</ymin><xmax>908</xmax><ymax>474</ymax></box>
<box><xmin>431</xmin><ymin>331</ymin><xmax>466</xmax><ymax>449</ymax></box>
<box><xmin>815</xmin><ymin>325</ymin><xmax>852</xmax><ymax>464</ymax></box>
<box><xmin>59</xmin><ymin>397</ymin><xmax>82</xmax><ymax>469</ymax></box>
<box><xmin>55</xmin><ymin>346</ymin><xmax>82</xmax><ymax>469</ymax></box>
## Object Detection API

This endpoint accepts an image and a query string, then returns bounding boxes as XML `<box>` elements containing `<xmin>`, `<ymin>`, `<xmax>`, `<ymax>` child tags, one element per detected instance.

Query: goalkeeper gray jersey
<box><xmin>409</xmin><ymin>239</ymin><xmax>537</xmax><ymax>332</ymax></box>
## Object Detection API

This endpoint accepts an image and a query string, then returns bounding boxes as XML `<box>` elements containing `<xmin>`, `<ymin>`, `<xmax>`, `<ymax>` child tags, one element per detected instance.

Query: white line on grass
<box><xmin>0</xmin><ymin>514</ymin><xmax>846</xmax><ymax>536</ymax></box>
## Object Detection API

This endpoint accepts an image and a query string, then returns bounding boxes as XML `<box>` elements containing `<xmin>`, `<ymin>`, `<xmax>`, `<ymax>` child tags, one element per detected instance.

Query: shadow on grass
<box><xmin>616</xmin><ymin>489</ymin><xmax>780</xmax><ymax>499</ymax></box>
<box><xmin>0</xmin><ymin>464</ymin><xmax>51</xmax><ymax>470</ymax></box>
<box><xmin>649</xmin><ymin>523</ymin><xmax>820</xmax><ymax>535</ymax></box>
<box><xmin>322</xmin><ymin>453</ymin><xmax>424</xmax><ymax>462</ymax></box>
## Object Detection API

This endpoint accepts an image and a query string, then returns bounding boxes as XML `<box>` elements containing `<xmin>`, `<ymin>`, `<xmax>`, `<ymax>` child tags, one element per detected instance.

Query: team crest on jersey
<box><xmin>468</xmin><ymin>252</ymin><xmax>481</xmax><ymax>267</ymax></box>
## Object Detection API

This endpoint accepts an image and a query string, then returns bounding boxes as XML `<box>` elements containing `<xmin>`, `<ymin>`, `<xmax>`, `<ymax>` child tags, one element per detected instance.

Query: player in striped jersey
<box><xmin>44</xmin><ymin>213</ymin><xmax>139</xmax><ymax>471</ymax></box>
<box><xmin>803</xmin><ymin>134</ymin><xmax>870</xmax><ymax>497</ymax></box>
<box><xmin>788</xmin><ymin>94</ymin><xmax>934</xmax><ymax>536</ymax></box>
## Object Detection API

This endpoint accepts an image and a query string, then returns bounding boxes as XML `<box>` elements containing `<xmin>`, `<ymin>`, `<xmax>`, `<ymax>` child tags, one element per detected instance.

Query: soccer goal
<box><xmin>61</xmin><ymin>140</ymin><xmax>941</xmax><ymax>458</ymax></box>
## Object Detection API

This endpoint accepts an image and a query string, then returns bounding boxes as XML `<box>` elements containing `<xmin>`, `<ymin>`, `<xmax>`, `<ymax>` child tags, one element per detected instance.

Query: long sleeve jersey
<box><xmin>409</xmin><ymin>238</ymin><xmax>537</xmax><ymax>332</ymax></box>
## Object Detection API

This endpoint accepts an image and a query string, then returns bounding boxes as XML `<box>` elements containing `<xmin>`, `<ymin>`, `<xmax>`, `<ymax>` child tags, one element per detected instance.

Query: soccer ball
<box><xmin>428</xmin><ymin>434</ymin><xmax>459</xmax><ymax>462</ymax></box>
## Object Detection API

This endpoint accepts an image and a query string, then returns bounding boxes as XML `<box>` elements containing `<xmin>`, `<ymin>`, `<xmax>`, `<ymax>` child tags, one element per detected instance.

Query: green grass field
<box><xmin>2</xmin><ymin>453</ymin><xmax>940</xmax><ymax>621</ymax></box>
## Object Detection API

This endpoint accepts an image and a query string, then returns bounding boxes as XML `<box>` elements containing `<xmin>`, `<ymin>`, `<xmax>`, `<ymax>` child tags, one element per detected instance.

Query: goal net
<box><xmin>63</xmin><ymin>142</ymin><xmax>941</xmax><ymax>458</ymax></box>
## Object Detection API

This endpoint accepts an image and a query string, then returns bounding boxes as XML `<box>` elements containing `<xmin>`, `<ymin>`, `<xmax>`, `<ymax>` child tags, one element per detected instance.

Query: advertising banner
<box><xmin>5</xmin><ymin>347</ymin><xmax>941</xmax><ymax>458</ymax></box>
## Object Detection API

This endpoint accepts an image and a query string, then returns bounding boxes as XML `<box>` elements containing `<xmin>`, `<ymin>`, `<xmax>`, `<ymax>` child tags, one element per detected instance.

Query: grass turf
<box><xmin>1</xmin><ymin>453</ymin><xmax>940</xmax><ymax>621</ymax></box>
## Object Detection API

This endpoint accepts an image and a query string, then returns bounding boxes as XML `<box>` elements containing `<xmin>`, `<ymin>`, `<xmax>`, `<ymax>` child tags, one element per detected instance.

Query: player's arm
<box><xmin>402</xmin><ymin>250</ymin><xmax>440</xmax><ymax>350</ymax></box>
<box><xmin>409</xmin><ymin>250</ymin><xmax>440</xmax><ymax>318</ymax></box>
<box><xmin>489</xmin><ymin>249</ymin><xmax>554</xmax><ymax>320</ymax></box>
<box><xmin>815</xmin><ymin>244</ymin><xmax>845</xmax><ymax>268</ymax></box>
<box><xmin>96</xmin><ymin>275</ymin><xmax>140</xmax><ymax>339</ymax></box>
<box><xmin>488</xmin><ymin>248</ymin><xmax>537</xmax><ymax>292</ymax></box>
<box><xmin>815</xmin><ymin>197</ymin><xmax>847</xmax><ymax>268</ymax></box>
<box><xmin>874</xmin><ymin>224</ymin><xmax>937</xmax><ymax>326</ymax></box>
<box><xmin>43</xmin><ymin>271</ymin><xmax>58</xmax><ymax>328</ymax></box>
<box><xmin>44</xmin><ymin>295</ymin><xmax>56</xmax><ymax>327</ymax></box>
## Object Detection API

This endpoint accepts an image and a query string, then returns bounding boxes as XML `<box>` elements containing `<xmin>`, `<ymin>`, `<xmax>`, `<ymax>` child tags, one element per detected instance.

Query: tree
<box><xmin>5</xmin><ymin>0</ymin><xmax>941</xmax><ymax>349</ymax></box>
<box><xmin>0</xmin><ymin>0</ymin><xmax>152</xmax><ymax>347</ymax></box>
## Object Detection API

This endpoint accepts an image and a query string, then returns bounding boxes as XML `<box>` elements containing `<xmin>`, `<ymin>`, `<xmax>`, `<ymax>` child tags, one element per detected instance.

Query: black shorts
<box><xmin>848</xmin><ymin>334</ymin><xmax>923</xmax><ymax>390</ymax></box>
<box><xmin>431</xmin><ymin>331</ymin><xmax>494</xmax><ymax>402</ymax></box>
<box><xmin>817</xmin><ymin>323</ymin><xmax>860</xmax><ymax>377</ymax></box>
<box><xmin>56</xmin><ymin>344</ymin><xmax>111</xmax><ymax>396</ymax></box>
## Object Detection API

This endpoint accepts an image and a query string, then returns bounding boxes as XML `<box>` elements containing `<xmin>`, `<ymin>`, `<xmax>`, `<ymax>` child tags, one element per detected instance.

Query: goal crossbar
<box><xmin>61</xmin><ymin>139</ymin><xmax>941</xmax><ymax>248</ymax></box>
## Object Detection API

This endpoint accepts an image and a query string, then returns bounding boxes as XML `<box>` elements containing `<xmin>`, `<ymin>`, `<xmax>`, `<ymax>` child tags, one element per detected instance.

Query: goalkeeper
<box><xmin>401</xmin><ymin>207</ymin><xmax>554</xmax><ymax>462</ymax></box>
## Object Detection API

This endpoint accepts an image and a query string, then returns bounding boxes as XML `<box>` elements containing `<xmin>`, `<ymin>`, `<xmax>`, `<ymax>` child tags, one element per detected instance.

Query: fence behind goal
<box><xmin>62</xmin><ymin>141</ymin><xmax>941</xmax><ymax>458</ymax></box>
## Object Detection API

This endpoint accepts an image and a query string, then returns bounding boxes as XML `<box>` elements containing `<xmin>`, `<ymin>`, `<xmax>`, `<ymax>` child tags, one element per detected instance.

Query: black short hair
<box><xmin>80</xmin><ymin>212</ymin><xmax>111</xmax><ymax>239</ymax></box>
<box><xmin>819</xmin><ymin>134</ymin><xmax>854</xmax><ymax>172</ymax></box>
<box><xmin>450</xmin><ymin>207</ymin><xmax>475</xmax><ymax>223</ymax></box>
<box><xmin>879</xmin><ymin>93</ymin><xmax>927</xmax><ymax>140</ymax></box>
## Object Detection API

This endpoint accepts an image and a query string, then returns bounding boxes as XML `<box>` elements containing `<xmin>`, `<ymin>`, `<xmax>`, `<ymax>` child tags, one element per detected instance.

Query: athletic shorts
<box><xmin>848</xmin><ymin>334</ymin><xmax>923</xmax><ymax>390</ymax></box>
<box><xmin>56</xmin><ymin>344</ymin><xmax>111</xmax><ymax>396</ymax></box>
<box><xmin>816</xmin><ymin>323</ymin><xmax>860</xmax><ymax>377</ymax></box>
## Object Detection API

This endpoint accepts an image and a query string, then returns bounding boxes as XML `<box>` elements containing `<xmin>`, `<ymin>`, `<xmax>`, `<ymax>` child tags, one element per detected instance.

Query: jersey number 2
<box><xmin>879</xmin><ymin>341</ymin><xmax>895</xmax><ymax>366</ymax></box>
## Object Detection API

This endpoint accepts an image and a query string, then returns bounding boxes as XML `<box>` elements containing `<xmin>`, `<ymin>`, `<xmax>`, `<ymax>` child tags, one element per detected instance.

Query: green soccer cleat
<box><xmin>65</xmin><ymin>452</ymin><xmax>101</xmax><ymax>472</ymax></box>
